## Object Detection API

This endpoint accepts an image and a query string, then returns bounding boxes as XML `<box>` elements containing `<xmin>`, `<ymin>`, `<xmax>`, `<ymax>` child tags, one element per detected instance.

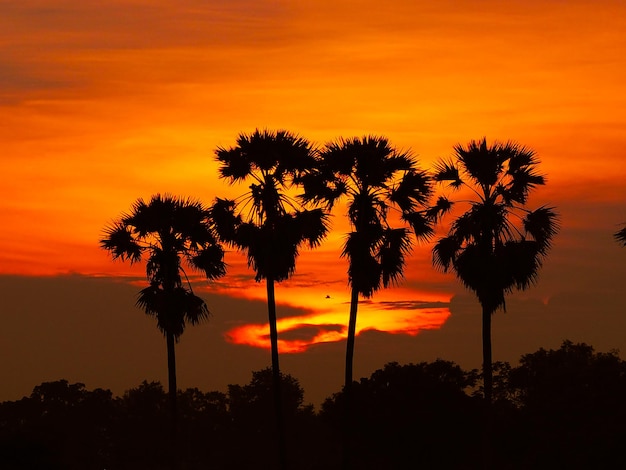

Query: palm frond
<box><xmin>347</xmin><ymin>191</ymin><xmax>385</xmax><ymax>230</ymax></box>
<box><xmin>293</xmin><ymin>208</ymin><xmax>330</xmax><ymax>248</ymax></box>
<box><xmin>504</xmin><ymin>142</ymin><xmax>538</xmax><ymax>173</ymax></box>
<box><xmin>190</xmin><ymin>245</ymin><xmax>226</xmax><ymax>280</ymax></box>
<box><xmin>454</xmin><ymin>138</ymin><xmax>503</xmax><ymax>187</ymax></box>
<box><xmin>426</xmin><ymin>196</ymin><xmax>453</xmax><ymax>222</ymax></box>
<box><xmin>499</xmin><ymin>167</ymin><xmax>545</xmax><ymax>205</ymax></box>
<box><xmin>209</xmin><ymin>198</ymin><xmax>241</xmax><ymax>244</ymax></box>
<box><xmin>389</xmin><ymin>168</ymin><xmax>433</xmax><ymax>211</ymax></box>
<box><xmin>343</xmin><ymin>231</ymin><xmax>382</xmax><ymax>298</ymax></box>
<box><xmin>100</xmin><ymin>222</ymin><xmax>143</xmax><ymax>262</ymax></box>
<box><xmin>432</xmin><ymin>236</ymin><xmax>461</xmax><ymax>273</ymax></box>
<box><xmin>523</xmin><ymin>206</ymin><xmax>559</xmax><ymax>253</ymax></box>
<box><xmin>499</xmin><ymin>240</ymin><xmax>542</xmax><ymax>291</ymax></box>
<box><xmin>126</xmin><ymin>194</ymin><xmax>177</xmax><ymax>236</ymax></box>
<box><xmin>216</xmin><ymin>147</ymin><xmax>251</xmax><ymax>182</ymax></box>
<box><xmin>137</xmin><ymin>284</ymin><xmax>209</xmax><ymax>341</ymax></box>
<box><xmin>433</xmin><ymin>159</ymin><xmax>462</xmax><ymax>188</ymax></box>
<box><xmin>234</xmin><ymin>129</ymin><xmax>314</xmax><ymax>175</ymax></box>
<box><xmin>454</xmin><ymin>245</ymin><xmax>506</xmax><ymax>315</ymax></box>
<box><xmin>401</xmin><ymin>211</ymin><xmax>434</xmax><ymax>242</ymax></box>
<box><xmin>378</xmin><ymin>228</ymin><xmax>412</xmax><ymax>287</ymax></box>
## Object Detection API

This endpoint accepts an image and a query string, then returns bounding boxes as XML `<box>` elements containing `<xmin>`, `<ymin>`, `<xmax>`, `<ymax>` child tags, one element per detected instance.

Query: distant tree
<box><xmin>0</xmin><ymin>380</ymin><xmax>117</xmax><ymax>470</ymax></box>
<box><xmin>319</xmin><ymin>361</ymin><xmax>480</xmax><ymax>469</ymax></box>
<box><xmin>506</xmin><ymin>341</ymin><xmax>626</xmax><ymax>467</ymax></box>
<box><xmin>431</xmin><ymin>139</ymin><xmax>558</xmax><ymax>406</ymax></box>
<box><xmin>176</xmin><ymin>388</ymin><xmax>229</xmax><ymax>468</ymax></box>
<box><xmin>227</xmin><ymin>368</ymin><xmax>317</xmax><ymax>470</ymax></box>
<box><xmin>210</xmin><ymin>129</ymin><xmax>329</xmax><ymax>470</ymax></box>
<box><xmin>300</xmin><ymin>135</ymin><xmax>435</xmax><ymax>469</ymax></box>
<box><xmin>100</xmin><ymin>194</ymin><xmax>226</xmax><ymax>468</ymax></box>
<box><xmin>615</xmin><ymin>223</ymin><xmax>626</xmax><ymax>246</ymax></box>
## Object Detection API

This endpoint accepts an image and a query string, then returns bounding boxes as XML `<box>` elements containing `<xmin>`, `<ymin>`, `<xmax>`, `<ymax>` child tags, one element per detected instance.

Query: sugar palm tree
<box><xmin>431</xmin><ymin>138</ymin><xmax>558</xmax><ymax>406</ymax></box>
<box><xmin>300</xmin><ymin>135</ymin><xmax>435</xmax><ymax>391</ymax></box>
<box><xmin>300</xmin><ymin>135</ymin><xmax>435</xmax><ymax>470</ymax></box>
<box><xmin>615</xmin><ymin>224</ymin><xmax>626</xmax><ymax>246</ymax></box>
<box><xmin>100</xmin><ymin>194</ymin><xmax>226</xmax><ymax>466</ymax></box>
<box><xmin>209</xmin><ymin>129</ymin><xmax>329</xmax><ymax>470</ymax></box>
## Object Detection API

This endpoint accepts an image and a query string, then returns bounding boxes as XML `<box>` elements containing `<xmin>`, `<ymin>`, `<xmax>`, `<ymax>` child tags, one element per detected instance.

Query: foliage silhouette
<box><xmin>505</xmin><ymin>340</ymin><xmax>626</xmax><ymax>467</ymax></box>
<box><xmin>320</xmin><ymin>361</ymin><xmax>481</xmax><ymax>469</ymax></box>
<box><xmin>209</xmin><ymin>129</ymin><xmax>329</xmax><ymax>470</ymax></box>
<box><xmin>431</xmin><ymin>138</ymin><xmax>559</xmax><ymax>406</ymax></box>
<box><xmin>300</xmin><ymin>135</ymin><xmax>434</xmax><ymax>468</ymax></box>
<box><xmin>100</xmin><ymin>194</ymin><xmax>226</xmax><ymax>467</ymax></box>
<box><xmin>227</xmin><ymin>368</ymin><xmax>317</xmax><ymax>469</ymax></box>
<box><xmin>3</xmin><ymin>342</ymin><xmax>626</xmax><ymax>469</ymax></box>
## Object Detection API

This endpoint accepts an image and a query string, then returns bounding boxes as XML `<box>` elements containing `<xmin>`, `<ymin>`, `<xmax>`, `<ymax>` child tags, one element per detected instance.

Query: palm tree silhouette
<box><xmin>209</xmin><ymin>129</ymin><xmax>329</xmax><ymax>470</ymax></box>
<box><xmin>431</xmin><ymin>138</ymin><xmax>558</xmax><ymax>406</ymax></box>
<box><xmin>100</xmin><ymin>194</ymin><xmax>226</xmax><ymax>467</ymax></box>
<box><xmin>615</xmin><ymin>224</ymin><xmax>626</xmax><ymax>246</ymax></box>
<box><xmin>301</xmin><ymin>135</ymin><xmax>435</xmax><ymax>389</ymax></box>
<box><xmin>300</xmin><ymin>136</ymin><xmax>434</xmax><ymax>469</ymax></box>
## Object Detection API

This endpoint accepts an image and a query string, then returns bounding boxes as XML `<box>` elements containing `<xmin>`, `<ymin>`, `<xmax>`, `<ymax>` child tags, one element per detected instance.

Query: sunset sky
<box><xmin>1</xmin><ymin>0</ymin><xmax>625</xmax><ymax>407</ymax></box>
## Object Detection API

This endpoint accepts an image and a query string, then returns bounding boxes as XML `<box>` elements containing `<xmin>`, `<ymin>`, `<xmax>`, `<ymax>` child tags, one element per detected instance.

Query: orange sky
<box><xmin>1</xmin><ymin>0</ymin><xmax>625</xmax><ymax>406</ymax></box>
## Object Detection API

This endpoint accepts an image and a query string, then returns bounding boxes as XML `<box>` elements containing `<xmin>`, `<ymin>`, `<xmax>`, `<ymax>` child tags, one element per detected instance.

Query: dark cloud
<box><xmin>377</xmin><ymin>300</ymin><xmax>450</xmax><ymax>310</ymax></box>
<box><xmin>278</xmin><ymin>323</ymin><xmax>344</xmax><ymax>342</ymax></box>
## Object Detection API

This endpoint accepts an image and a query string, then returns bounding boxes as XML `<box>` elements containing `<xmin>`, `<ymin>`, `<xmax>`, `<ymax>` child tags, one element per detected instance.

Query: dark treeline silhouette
<box><xmin>2</xmin><ymin>341</ymin><xmax>626</xmax><ymax>469</ymax></box>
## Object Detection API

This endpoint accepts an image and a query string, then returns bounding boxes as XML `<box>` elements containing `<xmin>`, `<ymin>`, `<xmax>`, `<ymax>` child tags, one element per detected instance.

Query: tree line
<box><xmin>97</xmin><ymin>129</ymin><xmax>622</xmax><ymax>469</ymax></box>
<box><xmin>2</xmin><ymin>340</ymin><xmax>626</xmax><ymax>469</ymax></box>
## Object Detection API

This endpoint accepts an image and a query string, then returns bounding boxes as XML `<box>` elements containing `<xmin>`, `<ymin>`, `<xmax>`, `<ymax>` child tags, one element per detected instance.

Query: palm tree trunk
<box><xmin>266</xmin><ymin>277</ymin><xmax>287</xmax><ymax>470</ymax></box>
<box><xmin>344</xmin><ymin>287</ymin><xmax>359</xmax><ymax>389</ymax></box>
<box><xmin>482</xmin><ymin>305</ymin><xmax>492</xmax><ymax>405</ymax></box>
<box><xmin>481</xmin><ymin>304</ymin><xmax>493</xmax><ymax>470</ymax></box>
<box><xmin>166</xmin><ymin>331</ymin><xmax>178</xmax><ymax>470</ymax></box>
<box><xmin>342</xmin><ymin>287</ymin><xmax>360</xmax><ymax>470</ymax></box>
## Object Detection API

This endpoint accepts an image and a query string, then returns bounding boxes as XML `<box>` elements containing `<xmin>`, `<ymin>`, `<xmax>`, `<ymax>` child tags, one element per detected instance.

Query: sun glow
<box><xmin>221</xmin><ymin>285</ymin><xmax>451</xmax><ymax>353</ymax></box>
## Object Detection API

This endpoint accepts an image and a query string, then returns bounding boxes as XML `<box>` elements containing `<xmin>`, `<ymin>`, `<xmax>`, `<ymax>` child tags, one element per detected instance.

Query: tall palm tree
<box><xmin>300</xmin><ymin>135</ymin><xmax>435</xmax><ymax>390</ymax></box>
<box><xmin>100</xmin><ymin>194</ymin><xmax>226</xmax><ymax>466</ymax></box>
<box><xmin>300</xmin><ymin>135</ymin><xmax>435</xmax><ymax>470</ymax></box>
<box><xmin>615</xmin><ymin>224</ymin><xmax>626</xmax><ymax>246</ymax></box>
<box><xmin>209</xmin><ymin>129</ymin><xmax>329</xmax><ymax>470</ymax></box>
<box><xmin>431</xmin><ymin>138</ymin><xmax>558</xmax><ymax>406</ymax></box>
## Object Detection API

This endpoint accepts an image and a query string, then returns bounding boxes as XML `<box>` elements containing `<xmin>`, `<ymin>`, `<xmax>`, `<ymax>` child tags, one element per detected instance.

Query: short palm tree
<box><xmin>209</xmin><ymin>129</ymin><xmax>329</xmax><ymax>470</ymax></box>
<box><xmin>615</xmin><ymin>224</ymin><xmax>626</xmax><ymax>246</ymax></box>
<box><xmin>431</xmin><ymin>138</ymin><xmax>558</xmax><ymax>406</ymax></box>
<box><xmin>100</xmin><ymin>194</ymin><xmax>226</xmax><ymax>463</ymax></box>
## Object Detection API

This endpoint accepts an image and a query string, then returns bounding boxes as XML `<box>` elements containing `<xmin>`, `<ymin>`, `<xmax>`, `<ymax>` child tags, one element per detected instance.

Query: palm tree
<box><xmin>209</xmin><ymin>129</ymin><xmax>329</xmax><ymax>470</ymax></box>
<box><xmin>301</xmin><ymin>135</ymin><xmax>435</xmax><ymax>390</ymax></box>
<box><xmin>300</xmin><ymin>135</ymin><xmax>435</xmax><ymax>469</ymax></box>
<box><xmin>431</xmin><ymin>138</ymin><xmax>558</xmax><ymax>406</ymax></box>
<box><xmin>615</xmin><ymin>224</ymin><xmax>626</xmax><ymax>246</ymax></box>
<box><xmin>100</xmin><ymin>194</ymin><xmax>226</xmax><ymax>466</ymax></box>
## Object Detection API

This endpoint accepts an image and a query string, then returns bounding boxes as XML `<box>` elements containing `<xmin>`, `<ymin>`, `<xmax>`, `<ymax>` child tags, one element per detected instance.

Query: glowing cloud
<box><xmin>224</xmin><ymin>292</ymin><xmax>451</xmax><ymax>353</ymax></box>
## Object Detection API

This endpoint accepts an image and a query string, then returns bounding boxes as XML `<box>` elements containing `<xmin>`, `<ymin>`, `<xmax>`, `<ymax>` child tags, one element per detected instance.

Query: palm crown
<box><xmin>210</xmin><ymin>129</ymin><xmax>329</xmax><ymax>281</ymax></box>
<box><xmin>101</xmin><ymin>194</ymin><xmax>226</xmax><ymax>339</ymax></box>
<box><xmin>300</xmin><ymin>135</ymin><xmax>435</xmax><ymax>296</ymax></box>
<box><xmin>432</xmin><ymin>138</ymin><xmax>559</xmax><ymax>315</ymax></box>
